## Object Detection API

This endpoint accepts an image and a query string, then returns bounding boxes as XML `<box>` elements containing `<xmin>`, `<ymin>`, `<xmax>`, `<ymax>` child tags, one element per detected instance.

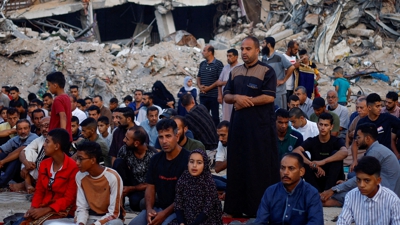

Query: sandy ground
<box><xmin>0</xmin><ymin>191</ymin><xmax>342</xmax><ymax>224</ymax></box>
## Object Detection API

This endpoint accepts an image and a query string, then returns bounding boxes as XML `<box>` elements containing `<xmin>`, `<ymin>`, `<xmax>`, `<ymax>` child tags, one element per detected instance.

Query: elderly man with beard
<box><xmin>8</xmin><ymin>117</ymin><xmax>50</xmax><ymax>193</ymax></box>
<box><xmin>108</xmin><ymin>107</ymin><xmax>137</xmax><ymax>166</ymax></box>
<box><xmin>113</xmin><ymin>126</ymin><xmax>157</xmax><ymax>211</ymax></box>
<box><xmin>0</xmin><ymin>119</ymin><xmax>38</xmax><ymax>189</ymax></box>
<box><xmin>262</xmin><ymin>37</ymin><xmax>296</xmax><ymax>109</ymax></box>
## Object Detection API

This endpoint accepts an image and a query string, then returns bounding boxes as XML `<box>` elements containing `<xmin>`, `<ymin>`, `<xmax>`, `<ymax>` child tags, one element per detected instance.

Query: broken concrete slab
<box><xmin>348</xmin><ymin>28</ymin><xmax>375</xmax><ymax>37</ymax></box>
<box><xmin>0</xmin><ymin>39</ymin><xmax>40</xmax><ymax>57</ymax></box>
<box><xmin>265</xmin><ymin>22</ymin><xmax>285</xmax><ymax>37</ymax></box>
<box><xmin>327</xmin><ymin>40</ymin><xmax>351</xmax><ymax>62</ymax></box>
<box><xmin>305</xmin><ymin>14</ymin><xmax>319</xmax><ymax>25</ymax></box>
<box><xmin>342</xmin><ymin>7</ymin><xmax>362</xmax><ymax>28</ymax></box>
<box><xmin>271</xmin><ymin>29</ymin><xmax>294</xmax><ymax>42</ymax></box>
<box><xmin>374</xmin><ymin>35</ymin><xmax>383</xmax><ymax>49</ymax></box>
<box><xmin>209</xmin><ymin>40</ymin><xmax>229</xmax><ymax>50</ymax></box>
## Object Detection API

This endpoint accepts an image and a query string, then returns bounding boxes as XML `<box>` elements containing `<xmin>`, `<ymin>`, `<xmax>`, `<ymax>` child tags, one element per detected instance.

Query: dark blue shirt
<box><xmin>254</xmin><ymin>180</ymin><xmax>323</xmax><ymax>225</ymax></box>
<box><xmin>197</xmin><ymin>58</ymin><xmax>224</xmax><ymax>98</ymax></box>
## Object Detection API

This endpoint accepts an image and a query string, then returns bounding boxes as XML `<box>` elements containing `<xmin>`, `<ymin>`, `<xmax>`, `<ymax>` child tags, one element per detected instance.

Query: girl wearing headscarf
<box><xmin>152</xmin><ymin>80</ymin><xmax>176</xmax><ymax>109</ymax></box>
<box><xmin>177</xmin><ymin>76</ymin><xmax>198</xmax><ymax>116</ymax></box>
<box><xmin>171</xmin><ymin>149</ymin><xmax>223</xmax><ymax>225</ymax></box>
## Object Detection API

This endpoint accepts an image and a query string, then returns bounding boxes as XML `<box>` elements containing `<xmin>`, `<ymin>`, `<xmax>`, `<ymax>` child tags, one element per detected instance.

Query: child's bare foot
<box><xmin>9</xmin><ymin>182</ymin><xmax>26</xmax><ymax>192</ymax></box>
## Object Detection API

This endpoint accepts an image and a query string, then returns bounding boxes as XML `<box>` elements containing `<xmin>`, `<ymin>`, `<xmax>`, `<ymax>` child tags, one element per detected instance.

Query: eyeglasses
<box><xmin>76</xmin><ymin>157</ymin><xmax>91</xmax><ymax>163</ymax></box>
<box><xmin>48</xmin><ymin>178</ymin><xmax>55</xmax><ymax>191</ymax></box>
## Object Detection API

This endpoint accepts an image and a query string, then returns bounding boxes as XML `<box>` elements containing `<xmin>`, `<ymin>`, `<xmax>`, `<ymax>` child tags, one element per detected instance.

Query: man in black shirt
<box><xmin>9</xmin><ymin>86</ymin><xmax>28</xmax><ymax>110</ymax></box>
<box><xmin>354</xmin><ymin>93</ymin><xmax>400</xmax><ymax>160</ymax></box>
<box><xmin>129</xmin><ymin>119</ymin><xmax>189</xmax><ymax>225</ymax></box>
<box><xmin>293</xmin><ymin>112</ymin><xmax>348</xmax><ymax>192</ymax></box>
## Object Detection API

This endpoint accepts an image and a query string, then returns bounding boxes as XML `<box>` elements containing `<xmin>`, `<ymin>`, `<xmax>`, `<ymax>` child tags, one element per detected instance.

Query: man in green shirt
<box><xmin>173</xmin><ymin>116</ymin><xmax>205</xmax><ymax>151</ymax></box>
<box><xmin>276</xmin><ymin>109</ymin><xmax>304</xmax><ymax>159</ymax></box>
<box><xmin>309</xmin><ymin>97</ymin><xmax>340</xmax><ymax>137</ymax></box>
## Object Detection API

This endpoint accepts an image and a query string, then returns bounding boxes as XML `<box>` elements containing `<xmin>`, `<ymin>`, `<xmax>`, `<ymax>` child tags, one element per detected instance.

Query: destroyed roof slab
<box><xmin>126</xmin><ymin>0</ymin><xmax>216</xmax><ymax>6</ymax></box>
<box><xmin>7</xmin><ymin>0</ymin><xmax>127</xmax><ymax>19</ymax></box>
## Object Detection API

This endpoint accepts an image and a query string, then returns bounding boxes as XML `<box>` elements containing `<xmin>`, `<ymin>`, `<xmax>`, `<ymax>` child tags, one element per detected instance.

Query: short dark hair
<box><xmin>84</xmin><ymin>97</ymin><xmax>93</xmax><ymax>102</ymax></box>
<box><xmin>354</xmin><ymin>156</ymin><xmax>381</xmax><ymax>177</ymax></box>
<box><xmin>31</xmin><ymin>99</ymin><xmax>44</xmax><ymax>107</ymax></box>
<box><xmin>276</xmin><ymin>108</ymin><xmax>290</xmax><ymax>118</ymax></box>
<box><xmin>46</xmin><ymin>72</ymin><xmax>66</xmax><ymax>88</ymax></box>
<box><xmin>16</xmin><ymin>119</ymin><xmax>31</xmax><ymax>128</ymax></box>
<box><xmin>333</xmin><ymin>66</ymin><xmax>343</xmax><ymax>75</ymax></box>
<box><xmin>28</xmin><ymin>93</ymin><xmax>37</xmax><ymax>102</ymax></box>
<box><xmin>295</xmin><ymin>86</ymin><xmax>307</xmax><ymax>94</ymax></box>
<box><xmin>217</xmin><ymin>120</ymin><xmax>230</xmax><ymax>129</ymax></box>
<box><xmin>181</xmin><ymin>93</ymin><xmax>194</xmax><ymax>107</ymax></box>
<box><xmin>287</xmin><ymin>40</ymin><xmax>298</xmax><ymax>48</ymax></box>
<box><xmin>147</xmin><ymin>106</ymin><xmax>159</xmax><ymax>115</ymax></box>
<box><xmin>227</xmin><ymin>49</ymin><xmax>238</xmax><ymax>56</ymax></box>
<box><xmin>80</xmin><ymin>117</ymin><xmax>97</xmax><ymax>130</ymax></box>
<box><xmin>299</xmin><ymin>49</ymin><xmax>307</xmax><ymax>55</ymax></box>
<box><xmin>7</xmin><ymin>107</ymin><xmax>19</xmax><ymax>116</ymax></box>
<box><xmin>2</xmin><ymin>86</ymin><xmax>10</xmax><ymax>93</ymax></box>
<box><xmin>156</xmin><ymin>118</ymin><xmax>177</xmax><ymax>134</ymax></box>
<box><xmin>93</xmin><ymin>95</ymin><xmax>103</xmax><ymax>101</ymax></box>
<box><xmin>134</xmin><ymin>89</ymin><xmax>144</xmax><ymax>94</ymax></box>
<box><xmin>0</xmin><ymin>107</ymin><xmax>8</xmax><ymax>114</ymax></box>
<box><xmin>47</xmin><ymin>128</ymin><xmax>71</xmax><ymax>154</ymax></box>
<box><xmin>173</xmin><ymin>115</ymin><xmax>188</xmax><ymax>128</ymax></box>
<box><xmin>109</xmin><ymin>98</ymin><xmax>118</xmax><ymax>104</ymax></box>
<box><xmin>128</xmin><ymin>126</ymin><xmax>148</xmax><ymax>145</ymax></box>
<box><xmin>288</xmin><ymin>107</ymin><xmax>305</xmax><ymax>119</ymax></box>
<box><xmin>318</xmin><ymin>112</ymin><xmax>334</xmax><ymax>125</ymax></box>
<box><xmin>10</xmin><ymin>86</ymin><xmax>19</xmax><ymax>92</ymax></box>
<box><xmin>98</xmin><ymin>116</ymin><xmax>109</xmax><ymax>125</ymax></box>
<box><xmin>14</xmin><ymin>101</ymin><xmax>23</xmax><ymax>108</ymax></box>
<box><xmin>42</xmin><ymin>93</ymin><xmax>53</xmax><ymax>99</ymax></box>
<box><xmin>264</xmin><ymin>37</ymin><xmax>275</xmax><ymax>48</ymax></box>
<box><xmin>77</xmin><ymin>141</ymin><xmax>102</xmax><ymax>164</ymax></box>
<box><xmin>366</xmin><ymin>93</ymin><xmax>381</xmax><ymax>106</ymax></box>
<box><xmin>77</xmin><ymin>99</ymin><xmax>86</xmax><ymax>107</ymax></box>
<box><xmin>70</xmin><ymin>85</ymin><xmax>79</xmax><ymax>90</ymax></box>
<box><xmin>207</xmin><ymin>45</ymin><xmax>215</xmax><ymax>55</ymax></box>
<box><xmin>289</xmin><ymin>95</ymin><xmax>300</xmax><ymax>102</ymax></box>
<box><xmin>244</xmin><ymin>36</ymin><xmax>260</xmax><ymax>49</ymax></box>
<box><xmin>143</xmin><ymin>92</ymin><xmax>153</xmax><ymax>100</ymax></box>
<box><xmin>123</xmin><ymin>95</ymin><xmax>133</xmax><ymax>102</ymax></box>
<box><xmin>87</xmin><ymin>105</ymin><xmax>100</xmax><ymax>114</ymax></box>
<box><xmin>71</xmin><ymin>116</ymin><xmax>79</xmax><ymax>124</ymax></box>
<box><xmin>356</xmin><ymin>123</ymin><xmax>378</xmax><ymax>141</ymax></box>
<box><xmin>32</xmin><ymin>109</ymin><xmax>45</xmax><ymax>117</ymax></box>
<box><xmin>282</xmin><ymin>152</ymin><xmax>304</xmax><ymax>168</ymax></box>
<box><xmin>120</xmin><ymin>107</ymin><xmax>135</xmax><ymax>121</ymax></box>
<box><xmin>386</xmin><ymin>91</ymin><xmax>398</xmax><ymax>102</ymax></box>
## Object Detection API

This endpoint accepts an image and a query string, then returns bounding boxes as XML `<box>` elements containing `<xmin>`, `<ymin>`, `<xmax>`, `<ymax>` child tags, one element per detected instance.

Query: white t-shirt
<box><xmin>215</xmin><ymin>141</ymin><xmax>227</xmax><ymax>176</ymax></box>
<box><xmin>293</xmin><ymin>119</ymin><xmax>319</xmax><ymax>141</ymax></box>
<box><xmin>284</xmin><ymin>54</ymin><xmax>297</xmax><ymax>91</ymax></box>
<box><xmin>72</xmin><ymin>108</ymin><xmax>87</xmax><ymax>124</ymax></box>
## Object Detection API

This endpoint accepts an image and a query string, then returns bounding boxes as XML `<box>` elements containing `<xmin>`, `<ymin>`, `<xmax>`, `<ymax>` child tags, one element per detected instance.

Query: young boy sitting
<box><xmin>71</xmin><ymin>116</ymin><xmax>82</xmax><ymax>143</ymax></box>
<box><xmin>98</xmin><ymin>116</ymin><xmax>112</xmax><ymax>147</ymax></box>
<box><xmin>44</xmin><ymin>141</ymin><xmax>125</xmax><ymax>225</ymax></box>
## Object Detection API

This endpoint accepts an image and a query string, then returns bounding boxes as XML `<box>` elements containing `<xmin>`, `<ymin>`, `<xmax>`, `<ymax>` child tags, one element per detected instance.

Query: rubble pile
<box><xmin>0</xmin><ymin>20</ymin><xmax>204</xmax><ymax>103</ymax></box>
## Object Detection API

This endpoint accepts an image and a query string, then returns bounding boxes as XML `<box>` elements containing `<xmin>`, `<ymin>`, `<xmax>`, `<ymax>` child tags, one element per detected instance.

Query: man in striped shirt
<box><xmin>197</xmin><ymin>45</ymin><xmax>224</xmax><ymax>126</ymax></box>
<box><xmin>337</xmin><ymin>156</ymin><xmax>400</xmax><ymax>225</ymax></box>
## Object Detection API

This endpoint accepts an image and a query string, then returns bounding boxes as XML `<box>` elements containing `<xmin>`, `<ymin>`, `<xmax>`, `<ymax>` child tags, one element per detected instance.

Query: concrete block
<box><xmin>155</xmin><ymin>10</ymin><xmax>176</xmax><ymax>40</ymax></box>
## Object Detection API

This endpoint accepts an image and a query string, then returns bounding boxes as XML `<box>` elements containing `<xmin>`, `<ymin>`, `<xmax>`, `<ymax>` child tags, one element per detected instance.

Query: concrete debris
<box><xmin>163</xmin><ymin>30</ymin><xmax>199</xmax><ymax>47</ymax></box>
<box><xmin>374</xmin><ymin>35</ymin><xmax>383</xmax><ymax>50</ymax></box>
<box><xmin>348</xmin><ymin>28</ymin><xmax>375</xmax><ymax>38</ymax></box>
<box><xmin>328</xmin><ymin>40</ymin><xmax>351</xmax><ymax>62</ymax></box>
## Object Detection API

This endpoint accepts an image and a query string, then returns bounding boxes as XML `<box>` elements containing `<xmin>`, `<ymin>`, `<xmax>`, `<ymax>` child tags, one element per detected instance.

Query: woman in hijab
<box><xmin>177</xmin><ymin>76</ymin><xmax>198</xmax><ymax>116</ymax></box>
<box><xmin>152</xmin><ymin>80</ymin><xmax>175</xmax><ymax>109</ymax></box>
<box><xmin>172</xmin><ymin>149</ymin><xmax>223</xmax><ymax>225</ymax></box>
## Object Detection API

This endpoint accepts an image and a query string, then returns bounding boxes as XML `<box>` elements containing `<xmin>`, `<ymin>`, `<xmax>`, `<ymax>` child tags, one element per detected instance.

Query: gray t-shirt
<box><xmin>262</xmin><ymin>51</ymin><xmax>293</xmax><ymax>94</ymax></box>
<box><xmin>334</xmin><ymin>141</ymin><xmax>400</xmax><ymax>197</ymax></box>
<box><xmin>327</xmin><ymin>104</ymin><xmax>349</xmax><ymax>129</ymax></box>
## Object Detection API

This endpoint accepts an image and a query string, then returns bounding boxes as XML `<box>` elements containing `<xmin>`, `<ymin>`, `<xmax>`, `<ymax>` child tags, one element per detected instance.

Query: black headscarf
<box><xmin>152</xmin><ymin>81</ymin><xmax>175</xmax><ymax>109</ymax></box>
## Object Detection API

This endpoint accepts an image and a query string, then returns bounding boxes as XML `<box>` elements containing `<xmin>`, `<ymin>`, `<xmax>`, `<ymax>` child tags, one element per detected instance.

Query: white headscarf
<box><xmin>184</xmin><ymin>76</ymin><xmax>195</xmax><ymax>92</ymax></box>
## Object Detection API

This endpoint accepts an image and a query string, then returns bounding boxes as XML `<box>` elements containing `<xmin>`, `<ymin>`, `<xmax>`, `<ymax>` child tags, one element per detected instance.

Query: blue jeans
<box><xmin>200</xmin><ymin>96</ymin><xmax>220</xmax><ymax>126</ymax></box>
<box><xmin>0</xmin><ymin>152</ymin><xmax>22</xmax><ymax>187</ymax></box>
<box><xmin>129</xmin><ymin>208</ymin><xmax>176</xmax><ymax>225</ymax></box>
<box><xmin>42</xmin><ymin>218</ymin><xmax>123</xmax><ymax>225</ymax></box>
<box><xmin>213</xmin><ymin>175</ymin><xmax>227</xmax><ymax>191</ymax></box>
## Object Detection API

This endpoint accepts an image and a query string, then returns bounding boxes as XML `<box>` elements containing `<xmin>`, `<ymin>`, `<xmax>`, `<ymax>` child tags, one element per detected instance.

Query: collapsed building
<box><xmin>0</xmin><ymin>0</ymin><xmax>399</xmax><ymax>103</ymax></box>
